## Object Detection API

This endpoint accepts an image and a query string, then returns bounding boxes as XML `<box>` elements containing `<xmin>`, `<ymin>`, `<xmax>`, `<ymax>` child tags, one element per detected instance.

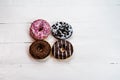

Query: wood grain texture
<box><xmin>0</xmin><ymin>0</ymin><xmax>120</xmax><ymax>80</ymax></box>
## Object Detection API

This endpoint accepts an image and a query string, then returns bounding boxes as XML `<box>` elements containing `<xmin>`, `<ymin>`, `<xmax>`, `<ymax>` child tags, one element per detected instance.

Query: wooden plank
<box><xmin>0</xmin><ymin>42</ymin><xmax>119</xmax><ymax>64</ymax></box>
<box><xmin>0</xmin><ymin>23</ymin><xmax>32</xmax><ymax>42</ymax></box>
<box><xmin>0</xmin><ymin>6</ymin><xmax>119</xmax><ymax>23</ymax></box>
<box><xmin>0</xmin><ymin>0</ymin><xmax>119</xmax><ymax>7</ymax></box>
<box><xmin>0</xmin><ymin>63</ymin><xmax>120</xmax><ymax>80</ymax></box>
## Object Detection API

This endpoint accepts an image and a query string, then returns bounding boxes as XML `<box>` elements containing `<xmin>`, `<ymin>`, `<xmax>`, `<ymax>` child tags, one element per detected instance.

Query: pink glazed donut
<box><xmin>30</xmin><ymin>19</ymin><xmax>51</xmax><ymax>40</ymax></box>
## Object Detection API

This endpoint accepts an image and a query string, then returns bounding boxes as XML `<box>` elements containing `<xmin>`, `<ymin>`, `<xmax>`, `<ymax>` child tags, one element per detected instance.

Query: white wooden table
<box><xmin>0</xmin><ymin>0</ymin><xmax>120</xmax><ymax>80</ymax></box>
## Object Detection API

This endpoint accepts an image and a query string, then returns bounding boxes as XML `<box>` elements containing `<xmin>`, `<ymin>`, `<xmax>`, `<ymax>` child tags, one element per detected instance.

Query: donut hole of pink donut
<box><xmin>38</xmin><ymin>26</ymin><xmax>43</xmax><ymax>31</ymax></box>
<box><xmin>30</xmin><ymin>19</ymin><xmax>51</xmax><ymax>40</ymax></box>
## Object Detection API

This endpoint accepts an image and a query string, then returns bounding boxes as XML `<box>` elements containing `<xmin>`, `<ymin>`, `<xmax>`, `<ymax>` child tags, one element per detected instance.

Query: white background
<box><xmin>0</xmin><ymin>0</ymin><xmax>120</xmax><ymax>80</ymax></box>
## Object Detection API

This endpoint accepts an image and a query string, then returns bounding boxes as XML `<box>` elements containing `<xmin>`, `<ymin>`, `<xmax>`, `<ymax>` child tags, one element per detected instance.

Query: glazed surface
<box><xmin>29</xmin><ymin>40</ymin><xmax>51</xmax><ymax>59</ymax></box>
<box><xmin>30</xmin><ymin>19</ymin><xmax>51</xmax><ymax>40</ymax></box>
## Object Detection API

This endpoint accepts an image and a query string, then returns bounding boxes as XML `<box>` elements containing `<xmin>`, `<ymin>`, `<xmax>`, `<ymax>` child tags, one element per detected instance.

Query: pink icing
<box><xmin>30</xmin><ymin>19</ymin><xmax>51</xmax><ymax>40</ymax></box>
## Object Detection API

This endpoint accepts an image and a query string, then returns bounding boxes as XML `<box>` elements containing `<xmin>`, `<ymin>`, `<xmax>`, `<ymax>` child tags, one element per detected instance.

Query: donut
<box><xmin>52</xmin><ymin>40</ymin><xmax>73</xmax><ymax>59</ymax></box>
<box><xmin>29</xmin><ymin>40</ymin><xmax>51</xmax><ymax>59</ymax></box>
<box><xmin>51</xmin><ymin>22</ymin><xmax>73</xmax><ymax>39</ymax></box>
<box><xmin>30</xmin><ymin>19</ymin><xmax>51</xmax><ymax>40</ymax></box>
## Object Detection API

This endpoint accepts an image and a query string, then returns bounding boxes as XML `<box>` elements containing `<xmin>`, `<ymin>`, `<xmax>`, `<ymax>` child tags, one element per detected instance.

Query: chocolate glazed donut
<box><xmin>29</xmin><ymin>40</ymin><xmax>51</xmax><ymax>59</ymax></box>
<box><xmin>52</xmin><ymin>40</ymin><xmax>73</xmax><ymax>59</ymax></box>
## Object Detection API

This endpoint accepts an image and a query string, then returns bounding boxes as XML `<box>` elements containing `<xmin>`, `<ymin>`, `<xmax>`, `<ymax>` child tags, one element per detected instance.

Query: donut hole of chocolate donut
<box><xmin>60</xmin><ymin>47</ymin><xmax>66</xmax><ymax>53</ymax></box>
<box><xmin>37</xmin><ymin>44</ymin><xmax>44</xmax><ymax>52</ymax></box>
<box><xmin>59</xmin><ymin>45</ymin><xmax>66</xmax><ymax>53</ymax></box>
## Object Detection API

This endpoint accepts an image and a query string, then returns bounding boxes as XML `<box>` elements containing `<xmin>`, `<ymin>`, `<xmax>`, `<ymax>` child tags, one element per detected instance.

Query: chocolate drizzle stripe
<box><xmin>66</xmin><ymin>41</ymin><xmax>69</xmax><ymax>56</ymax></box>
<box><xmin>62</xmin><ymin>41</ymin><xmax>64</xmax><ymax>59</ymax></box>
<box><xmin>65</xmin><ymin>40</ymin><xmax>67</xmax><ymax>58</ymax></box>
<box><xmin>60</xmin><ymin>40</ymin><xmax>62</xmax><ymax>49</ymax></box>
<box><xmin>69</xmin><ymin>43</ymin><xmax>71</xmax><ymax>56</ymax></box>
<box><xmin>57</xmin><ymin>41</ymin><xmax>60</xmax><ymax>59</ymax></box>
<box><xmin>54</xmin><ymin>44</ymin><xmax>56</xmax><ymax>57</ymax></box>
<box><xmin>60</xmin><ymin>40</ymin><xmax>63</xmax><ymax>59</ymax></box>
<box><xmin>62</xmin><ymin>52</ymin><xmax>64</xmax><ymax>59</ymax></box>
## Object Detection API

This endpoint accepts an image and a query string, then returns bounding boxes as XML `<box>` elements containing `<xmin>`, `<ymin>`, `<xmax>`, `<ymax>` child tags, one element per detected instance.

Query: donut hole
<box><xmin>37</xmin><ymin>44</ymin><xmax>44</xmax><ymax>52</ymax></box>
<box><xmin>60</xmin><ymin>44</ymin><xmax>67</xmax><ymax>53</ymax></box>
<box><xmin>60</xmin><ymin>47</ymin><xmax>66</xmax><ymax>53</ymax></box>
<box><xmin>39</xmin><ymin>27</ymin><xmax>43</xmax><ymax>31</ymax></box>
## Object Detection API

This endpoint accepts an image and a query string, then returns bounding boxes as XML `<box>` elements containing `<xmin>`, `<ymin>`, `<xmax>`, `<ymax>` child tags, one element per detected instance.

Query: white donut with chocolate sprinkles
<box><xmin>52</xmin><ymin>40</ymin><xmax>73</xmax><ymax>59</ymax></box>
<box><xmin>51</xmin><ymin>21</ymin><xmax>73</xmax><ymax>39</ymax></box>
